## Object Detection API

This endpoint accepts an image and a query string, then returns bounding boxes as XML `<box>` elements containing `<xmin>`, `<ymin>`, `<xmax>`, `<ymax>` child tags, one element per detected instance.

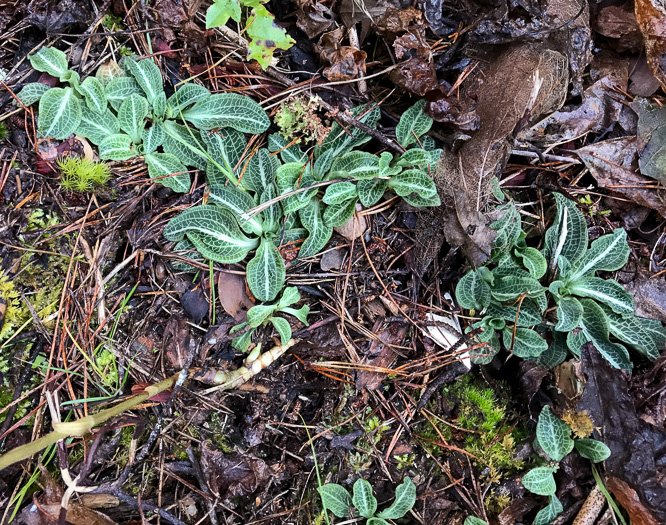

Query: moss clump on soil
<box><xmin>58</xmin><ymin>157</ymin><xmax>111</xmax><ymax>193</ymax></box>
<box><xmin>418</xmin><ymin>375</ymin><xmax>525</xmax><ymax>477</ymax></box>
<box><xmin>274</xmin><ymin>96</ymin><xmax>330</xmax><ymax>145</ymax></box>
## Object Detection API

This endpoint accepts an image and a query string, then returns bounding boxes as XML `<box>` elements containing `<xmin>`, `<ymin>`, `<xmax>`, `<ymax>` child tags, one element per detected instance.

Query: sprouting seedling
<box><xmin>519</xmin><ymin>406</ymin><xmax>611</xmax><ymax>524</ymax></box>
<box><xmin>318</xmin><ymin>477</ymin><xmax>416</xmax><ymax>524</ymax></box>
<box><xmin>231</xmin><ymin>286</ymin><xmax>309</xmax><ymax>352</ymax></box>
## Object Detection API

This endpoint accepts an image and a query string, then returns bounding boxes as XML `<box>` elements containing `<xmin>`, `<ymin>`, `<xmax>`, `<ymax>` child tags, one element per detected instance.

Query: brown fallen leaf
<box><xmin>416</xmin><ymin>43</ymin><xmax>568</xmax><ymax>270</ymax></box>
<box><xmin>594</xmin><ymin>4</ymin><xmax>643</xmax><ymax>53</ymax></box>
<box><xmin>200</xmin><ymin>442</ymin><xmax>271</xmax><ymax>498</ymax></box>
<box><xmin>635</xmin><ymin>0</ymin><xmax>666</xmax><ymax>92</ymax></box>
<box><xmin>607</xmin><ymin>476</ymin><xmax>661</xmax><ymax>525</ymax></box>
<box><xmin>315</xmin><ymin>28</ymin><xmax>367</xmax><ymax>82</ymax></box>
<box><xmin>356</xmin><ymin>320</ymin><xmax>408</xmax><ymax>390</ymax></box>
<box><xmin>521</xmin><ymin>57</ymin><xmax>629</xmax><ymax>144</ymax></box>
<box><xmin>217</xmin><ymin>272</ymin><xmax>254</xmax><ymax>322</ymax></box>
<box><xmin>576</xmin><ymin>136</ymin><xmax>666</xmax><ymax>218</ymax></box>
<box><xmin>295</xmin><ymin>0</ymin><xmax>335</xmax><ymax>39</ymax></box>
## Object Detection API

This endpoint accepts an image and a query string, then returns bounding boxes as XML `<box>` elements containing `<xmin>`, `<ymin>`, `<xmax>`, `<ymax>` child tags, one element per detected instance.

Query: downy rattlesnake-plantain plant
<box><xmin>455</xmin><ymin>193</ymin><xmax>666</xmax><ymax>370</ymax></box>
<box><xmin>18</xmin><ymin>46</ymin><xmax>442</xmax><ymax>350</ymax></box>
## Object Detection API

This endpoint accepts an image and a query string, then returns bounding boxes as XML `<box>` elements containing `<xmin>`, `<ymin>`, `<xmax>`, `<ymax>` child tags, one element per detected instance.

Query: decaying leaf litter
<box><xmin>0</xmin><ymin>0</ymin><xmax>665</xmax><ymax>523</ymax></box>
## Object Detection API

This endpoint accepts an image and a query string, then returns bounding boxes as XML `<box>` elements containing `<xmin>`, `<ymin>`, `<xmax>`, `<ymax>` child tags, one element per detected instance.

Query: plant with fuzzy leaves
<box><xmin>205</xmin><ymin>0</ymin><xmax>295</xmax><ymax>69</ymax></box>
<box><xmin>165</xmin><ymin>100</ymin><xmax>441</xmax><ymax>304</ymax></box>
<box><xmin>230</xmin><ymin>287</ymin><xmax>309</xmax><ymax>351</ymax></box>
<box><xmin>519</xmin><ymin>406</ymin><xmax>611</xmax><ymax>524</ymax></box>
<box><xmin>318</xmin><ymin>477</ymin><xmax>416</xmax><ymax>524</ymax></box>
<box><xmin>455</xmin><ymin>193</ymin><xmax>666</xmax><ymax>371</ymax></box>
<box><xmin>17</xmin><ymin>46</ymin><xmax>269</xmax><ymax>194</ymax></box>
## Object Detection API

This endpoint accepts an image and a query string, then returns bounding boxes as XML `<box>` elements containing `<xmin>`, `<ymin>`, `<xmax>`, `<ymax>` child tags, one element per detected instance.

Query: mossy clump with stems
<box><xmin>57</xmin><ymin>156</ymin><xmax>111</xmax><ymax>192</ymax></box>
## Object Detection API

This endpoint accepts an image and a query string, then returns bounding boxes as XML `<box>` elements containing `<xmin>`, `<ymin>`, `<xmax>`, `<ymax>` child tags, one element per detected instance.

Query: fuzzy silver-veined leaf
<box><xmin>521</xmin><ymin>467</ymin><xmax>557</xmax><ymax>496</ymax></box>
<box><xmin>98</xmin><ymin>133</ymin><xmax>134</xmax><ymax>161</ymax></box>
<box><xmin>181</xmin><ymin>92</ymin><xmax>270</xmax><ymax>133</ymax></box>
<box><xmin>490</xmin><ymin>204</ymin><xmax>522</xmax><ymax>256</ymax></box>
<box><xmin>247</xmin><ymin>304</ymin><xmax>277</xmax><ymax>328</ymax></box>
<box><xmin>574</xmin><ymin>439</ymin><xmax>611</xmax><ymax>462</ymax></box>
<box><xmin>600</xmin><ymin>305</ymin><xmax>665</xmax><ymax>361</ymax></box>
<box><xmin>125</xmin><ymin>58</ymin><xmax>163</xmax><ymax>104</ymax></box>
<box><xmin>162</xmin><ymin>120</ymin><xmax>208</xmax><ymax>170</ymax></box>
<box><xmin>202</xmin><ymin>128</ymin><xmax>246</xmax><ymax>183</ymax></box>
<box><xmin>187</xmin><ymin>231</ymin><xmax>251</xmax><ymax>264</ymax></box>
<box><xmin>268</xmin><ymin>133</ymin><xmax>307</xmax><ymax>164</ymax></box>
<box><xmin>464</xmin><ymin>518</ymin><xmax>489</xmax><ymax>525</ymax></box>
<box><xmin>555</xmin><ymin>295</ymin><xmax>583</xmax><ymax>332</ymax></box>
<box><xmin>270</xmin><ymin>317</ymin><xmax>292</xmax><ymax>345</ymax></box>
<box><xmin>152</xmin><ymin>91</ymin><xmax>167</xmax><ymax>120</ymax></box>
<box><xmin>323</xmin><ymin>199</ymin><xmax>357</xmax><ymax>228</ymax></box>
<box><xmin>503</xmin><ymin>327</ymin><xmax>548</xmax><ymax>358</ymax></box>
<box><xmin>61</xmin><ymin>70</ymin><xmax>80</xmax><ymax>89</ymax></box>
<box><xmin>246</xmin><ymin>237</ymin><xmax>286</xmax><ymax>301</ymax></box>
<box><xmin>279</xmin><ymin>228</ymin><xmax>308</xmax><ymax>253</ymax></box>
<box><xmin>544</xmin><ymin>193</ymin><xmax>588</xmax><ymax>264</ymax></box>
<box><xmin>318</xmin><ymin>484</ymin><xmax>352</xmax><ymax>518</ymax></box>
<box><xmin>534</xmin><ymin>496</ymin><xmax>563</xmax><ymax>525</ymax></box>
<box><xmin>485</xmin><ymin>299</ymin><xmax>542</xmax><ymax>326</ymax></box>
<box><xmin>567</xmin><ymin>229</ymin><xmax>630</xmax><ymax>283</ymax></box>
<box><xmin>170</xmin><ymin>238</ymin><xmax>205</xmax><ymax>272</ymax></box>
<box><xmin>378</xmin><ymin>151</ymin><xmax>402</xmax><ymax>177</ymax></box>
<box><xmin>580</xmin><ymin>299</ymin><xmax>632</xmax><ymax>370</ymax></box>
<box><xmin>231</xmin><ymin>325</ymin><xmax>254</xmax><ymax>352</ymax></box>
<box><xmin>395</xmin><ymin>148</ymin><xmax>432</xmax><ymax>169</ymax></box>
<box><xmin>352</xmin><ymin>479</ymin><xmax>377</xmax><ymax>519</ymax></box>
<box><xmin>388</xmin><ymin>169</ymin><xmax>437</xmax><ymax>197</ymax></box>
<box><xmin>298</xmin><ymin>198</ymin><xmax>332</xmax><ymax>258</ymax></box>
<box><xmin>76</xmin><ymin>109</ymin><xmax>119</xmax><ymax>145</ymax></box>
<box><xmin>208</xmin><ymin>184</ymin><xmax>263</xmax><ymax>236</ymax></box>
<box><xmin>242</xmin><ymin>148</ymin><xmax>279</xmax><ymax>192</ymax></box>
<box><xmin>144</xmin><ymin>152</ymin><xmax>191</xmax><ymax>193</ymax></box>
<box><xmin>515</xmin><ymin>246</ymin><xmax>547</xmax><ymax>278</ymax></box>
<box><xmin>376</xmin><ymin>478</ymin><xmax>416</xmax><ymax>520</ymax></box>
<box><xmin>566</xmin><ymin>330</ymin><xmax>589</xmax><ymax>357</ymax></box>
<box><xmin>281</xmin><ymin>305</ymin><xmax>309</xmax><ymax>324</ymax></box>
<box><xmin>277</xmin><ymin>162</ymin><xmax>318</xmax><ymax>214</ymax></box>
<box><xmin>37</xmin><ymin>87</ymin><xmax>82</xmax><ymax>140</ymax></box>
<box><xmin>77</xmin><ymin>76</ymin><xmax>107</xmax><ymax>113</ymax></box>
<box><xmin>277</xmin><ymin>287</ymin><xmax>300</xmax><ymax>308</ymax></box>
<box><xmin>167</xmin><ymin>83</ymin><xmax>211</xmax><ymax>116</ymax></box>
<box><xmin>164</xmin><ymin>205</ymin><xmax>258</xmax><ymax>263</ymax></box>
<box><xmin>105</xmin><ymin>77</ymin><xmax>143</xmax><ymax>111</ymax></box>
<box><xmin>323</xmin><ymin>181</ymin><xmax>357</xmax><ymax>204</ymax></box>
<box><xmin>260</xmin><ymin>184</ymin><xmax>280</xmax><ymax>234</ymax></box>
<box><xmin>118</xmin><ymin>94</ymin><xmax>149</xmax><ymax>144</ymax></box>
<box><xmin>491</xmin><ymin>275</ymin><xmax>545</xmax><ymax>302</ymax></box>
<box><xmin>537</xmin><ymin>406</ymin><xmax>574</xmax><ymax>461</ymax></box>
<box><xmin>17</xmin><ymin>83</ymin><xmax>50</xmax><ymax>107</ymax></box>
<box><xmin>313</xmin><ymin>148</ymin><xmax>336</xmax><ymax>179</ymax></box>
<box><xmin>396</xmin><ymin>100</ymin><xmax>433</xmax><ymax>147</ymax></box>
<box><xmin>142</xmin><ymin>122</ymin><xmax>165</xmax><ymax>154</ymax></box>
<box><xmin>493</xmin><ymin>266</ymin><xmax>532</xmax><ymax>279</ymax></box>
<box><xmin>329</xmin><ymin>151</ymin><xmax>381</xmax><ymax>180</ymax></box>
<box><xmin>403</xmin><ymin>191</ymin><xmax>441</xmax><ymax>207</ymax></box>
<box><xmin>456</xmin><ymin>270</ymin><xmax>491</xmax><ymax>310</ymax></box>
<box><xmin>357</xmin><ymin>178</ymin><xmax>388</xmax><ymax>207</ymax></box>
<box><xmin>29</xmin><ymin>46</ymin><xmax>69</xmax><ymax>79</ymax></box>
<box><xmin>537</xmin><ymin>331</ymin><xmax>568</xmax><ymax>369</ymax></box>
<box><xmin>316</xmin><ymin>105</ymin><xmax>381</xmax><ymax>157</ymax></box>
<box><xmin>567</xmin><ymin>276</ymin><xmax>634</xmax><ymax>315</ymax></box>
